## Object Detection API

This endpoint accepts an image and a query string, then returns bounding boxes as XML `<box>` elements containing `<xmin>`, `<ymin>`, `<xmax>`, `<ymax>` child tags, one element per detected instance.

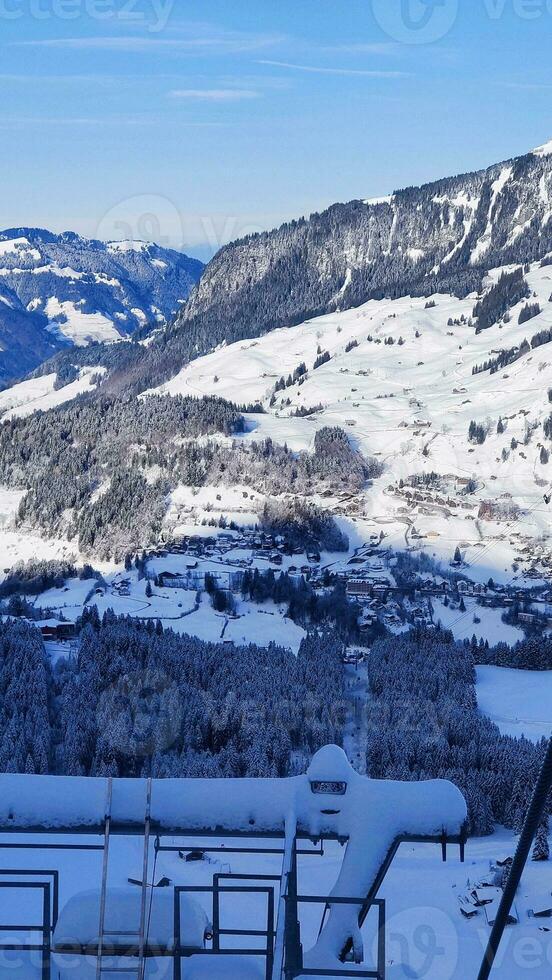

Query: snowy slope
<box><xmin>0</xmin><ymin>229</ymin><xmax>203</xmax><ymax>387</ymax></box>
<box><xmin>0</xmin><ymin>367</ymin><xmax>106</xmax><ymax>421</ymax></box>
<box><xmin>122</xmin><ymin>140</ymin><xmax>552</xmax><ymax>394</ymax></box>
<box><xmin>151</xmin><ymin>257</ymin><xmax>552</xmax><ymax>583</ymax></box>
<box><xmin>476</xmin><ymin>665</ymin><xmax>552</xmax><ymax>741</ymax></box>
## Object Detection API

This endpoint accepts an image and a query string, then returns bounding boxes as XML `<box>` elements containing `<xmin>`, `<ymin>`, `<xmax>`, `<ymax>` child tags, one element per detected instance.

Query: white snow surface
<box><xmin>0</xmin><ymin>367</ymin><xmax>105</xmax><ymax>421</ymax></box>
<box><xmin>476</xmin><ymin>665</ymin><xmax>552</xmax><ymax>742</ymax></box>
<box><xmin>0</xmin><ymin>746</ymin><xmax>466</xmax><ymax>837</ymax></box>
<box><xmin>54</xmin><ymin>888</ymin><xmax>209</xmax><ymax>948</ymax></box>
<box><xmin>107</xmin><ymin>239</ymin><xmax>150</xmax><ymax>253</ymax></box>
<box><xmin>0</xmin><ymin>822</ymin><xmax>547</xmax><ymax>979</ymax></box>
<box><xmin>0</xmin><ymin>237</ymin><xmax>41</xmax><ymax>260</ymax></box>
<box><xmin>45</xmin><ymin>297</ymin><xmax>122</xmax><ymax>345</ymax></box>
<box><xmin>533</xmin><ymin>138</ymin><xmax>552</xmax><ymax>157</ymax></box>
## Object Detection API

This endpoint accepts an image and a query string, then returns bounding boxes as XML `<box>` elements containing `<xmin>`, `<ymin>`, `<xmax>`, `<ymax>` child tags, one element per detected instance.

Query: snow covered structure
<box><xmin>0</xmin><ymin>746</ymin><xmax>467</xmax><ymax>977</ymax></box>
<box><xmin>53</xmin><ymin>887</ymin><xmax>210</xmax><ymax>952</ymax></box>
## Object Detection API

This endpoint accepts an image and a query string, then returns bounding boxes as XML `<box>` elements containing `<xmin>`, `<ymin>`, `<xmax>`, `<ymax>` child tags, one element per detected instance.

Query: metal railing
<box><xmin>174</xmin><ymin>879</ymin><xmax>276</xmax><ymax>980</ymax></box>
<box><xmin>284</xmin><ymin>891</ymin><xmax>386</xmax><ymax>980</ymax></box>
<box><xmin>0</xmin><ymin>880</ymin><xmax>52</xmax><ymax>980</ymax></box>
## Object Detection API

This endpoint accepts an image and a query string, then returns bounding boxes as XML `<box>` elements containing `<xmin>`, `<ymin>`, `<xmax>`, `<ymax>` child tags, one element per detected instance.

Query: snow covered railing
<box><xmin>0</xmin><ymin>746</ymin><xmax>467</xmax><ymax>840</ymax></box>
<box><xmin>0</xmin><ymin>746</ymin><xmax>467</xmax><ymax>975</ymax></box>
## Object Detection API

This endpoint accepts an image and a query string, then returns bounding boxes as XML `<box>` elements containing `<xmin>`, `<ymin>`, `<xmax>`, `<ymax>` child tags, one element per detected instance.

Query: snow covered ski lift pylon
<box><xmin>0</xmin><ymin>745</ymin><xmax>467</xmax><ymax>980</ymax></box>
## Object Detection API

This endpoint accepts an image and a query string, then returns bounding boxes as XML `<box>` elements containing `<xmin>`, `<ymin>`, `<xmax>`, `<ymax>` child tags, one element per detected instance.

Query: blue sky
<box><xmin>2</xmin><ymin>0</ymin><xmax>552</xmax><ymax>259</ymax></box>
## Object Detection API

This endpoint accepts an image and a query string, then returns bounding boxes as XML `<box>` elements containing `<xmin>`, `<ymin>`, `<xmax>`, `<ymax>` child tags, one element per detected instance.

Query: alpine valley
<box><xmin>3</xmin><ymin>142</ymin><xmax>552</xmax><ymax>660</ymax></box>
<box><xmin>2</xmin><ymin>133</ymin><xmax>552</xmax><ymax>980</ymax></box>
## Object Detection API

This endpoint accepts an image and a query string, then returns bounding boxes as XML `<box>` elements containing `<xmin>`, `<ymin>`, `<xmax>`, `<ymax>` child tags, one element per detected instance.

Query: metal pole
<box><xmin>137</xmin><ymin>777</ymin><xmax>153</xmax><ymax>980</ymax></box>
<box><xmin>272</xmin><ymin>819</ymin><xmax>297</xmax><ymax>980</ymax></box>
<box><xmin>377</xmin><ymin>900</ymin><xmax>385</xmax><ymax>980</ymax></box>
<box><xmin>477</xmin><ymin>737</ymin><xmax>552</xmax><ymax>980</ymax></box>
<box><xmin>284</xmin><ymin>838</ymin><xmax>302</xmax><ymax>979</ymax></box>
<box><xmin>173</xmin><ymin>887</ymin><xmax>180</xmax><ymax>980</ymax></box>
<box><xmin>42</xmin><ymin>884</ymin><xmax>51</xmax><ymax>980</ymax></box>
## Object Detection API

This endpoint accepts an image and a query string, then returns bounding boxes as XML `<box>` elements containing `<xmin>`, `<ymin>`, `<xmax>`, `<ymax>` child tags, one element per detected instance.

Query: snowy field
<box><xmin>433</xmin><ymin>597</ymin><xmax>525</xmax><ymax>645</ymax></box>
<box><xmin>28</xmin><ymin>565</ymin><xmax>306</xmax><ymax>655</ymax></box>
<box><xmin>476</xmin><ymin>665</ymin><xmax>552</xmax><ymax>742</ymax></box>
<box><xmin>0</xmin><ymin>367</ymin><xmax>105</xmax><ymax>421</ymax></box>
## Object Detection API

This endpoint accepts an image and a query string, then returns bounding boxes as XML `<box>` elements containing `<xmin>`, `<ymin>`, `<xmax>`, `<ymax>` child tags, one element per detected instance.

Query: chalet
<box><xmin>158</xmin><ymin>569</ymin><xmax>240</xmax><ymax>591</ymax></box>
<box><xmin>359</xmin><ymin>615</ymin><xmax>377</xmax><ymax>634</ymax></box>
<box><xmin>347</xmin><ymin>580</ymin><xmax>373</xmax><ymax>598</ymax></box>
<box><xmin>38</xmin><ymin>620</ymin><xmax>78</xmax><ymax>642</ymax></box>
<box><xmin>342</xmin><ymin>650</ymin><xmax>362</xmax><ymax>665</ymax></box>
<box><xmin>158</xmin><ymin>571</ymin><xmax>192</xmax><ymax>589</ymax></box>
<box><xmin>518</xmin><ymin>611</ymin><xmax>539</xmax><ymax>625</ymax></box>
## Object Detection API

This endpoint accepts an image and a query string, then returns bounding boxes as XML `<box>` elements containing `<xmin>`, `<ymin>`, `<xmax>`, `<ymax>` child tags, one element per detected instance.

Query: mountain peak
<box><xmin>532</xmin><ymin>138</ymin><xmax>552</xmax><ymax>157</ymax></box>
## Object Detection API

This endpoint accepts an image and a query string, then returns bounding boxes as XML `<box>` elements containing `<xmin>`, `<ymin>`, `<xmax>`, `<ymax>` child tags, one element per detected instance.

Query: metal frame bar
<box><xmin>0</xmin><ymin>881</ymin><xmax>51</xmax><ymax>980</ymax></box>
<box><xmin>285</xmin><ymin>895</ymin><xmax>386</xmax><ymax>980</ymax></box>
<box><xmin>137</xmin><ymin>776</ymin><xmax>152</xmax><ymax>980</ymax></box>
<box><xmin>96</xmin><ymin>775</ymin><xmax>113</xmax><ymax>980</ymax></box>
<box><xmin>155</xmin><ymin>841</ymin><xmax>325</xmax><ymax>857</ymax></box>
<box><xmin>0</xmin><ymin>824</ymin><xmax>338</xmax><ymax>839</ymax></box>
<box><xmin>272</xmin><ymin>824</ymin><xmax>298</xmax><ymax>980</ymax></box>
<box><xmin>213</xmin><ymin>872</ymin><xmax>279</xmax><ymax>974</ymax></box>
<box><xmin>0</xmin><ymin>870</ymin><xmax>58</xmax><ymax>928</ymax></box>
<box><xmin>337</xmin><ymin>831</ymin><xmax>465</xmax><ymax>965</ymax></box>
<box><xmin>0</xmin><ymin>826</ymin><xmax>465</xmax><ymax>979</ymax></box>
<box><xmin>174</xmin><ymin>882</ymin><xmax>275</xmax><ymax>980</ymax></box>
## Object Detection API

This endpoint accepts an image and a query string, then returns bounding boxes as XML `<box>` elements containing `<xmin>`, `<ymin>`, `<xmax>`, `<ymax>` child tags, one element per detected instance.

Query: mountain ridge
<box><xmin>114</xmin><ymin>141</ymin><xmax>552</xmax><ymax>394</ymax></box>
<box><xmin>0</xmin><ymin>228</ymin><xmax>203</xmax><ymax>388</ymax></box>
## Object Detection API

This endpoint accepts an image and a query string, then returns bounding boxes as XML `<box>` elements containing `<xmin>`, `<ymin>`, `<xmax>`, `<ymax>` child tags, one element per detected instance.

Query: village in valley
<box><xmin>17</xmin><ymin>504</ymin><xmax>552</xmax><ymax>661</ymax></box>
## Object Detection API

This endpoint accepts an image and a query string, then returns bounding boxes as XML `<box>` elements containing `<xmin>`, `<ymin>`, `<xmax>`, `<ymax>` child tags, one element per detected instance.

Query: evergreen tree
<box><xmin>532</xmin><ymin>819</ymin><xmax>550</xmax><ymax>861</ymax></box>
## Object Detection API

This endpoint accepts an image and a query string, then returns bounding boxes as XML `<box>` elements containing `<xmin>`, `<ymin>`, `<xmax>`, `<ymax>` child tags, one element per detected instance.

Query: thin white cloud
<box><xmin>320</xmin><ymin>42</ymin><xmax>403</xmax><ymax>55</ymax></box>
<box><xmin>0</xmin><ymin>116</ymin><xmax>225</xmax><ymax>128</ymax></box>
<box><xmin>169</xmin><ymin>88</ymin><xmax>260</xmax><ymax>101</ymax></box>
<box><xmin>13</xmin><ymin>30</ymin><xmax>285</xmax><ymax>54</ymax></box>
<box><xmin>498</xmin><ymin>81</ymin><xmax>552</xmax><ymax>91</ymax></box>
<box><xmin>257</xmin><ymin>60</ymin><xmax>409</xmax><ymax>78</ymax></box>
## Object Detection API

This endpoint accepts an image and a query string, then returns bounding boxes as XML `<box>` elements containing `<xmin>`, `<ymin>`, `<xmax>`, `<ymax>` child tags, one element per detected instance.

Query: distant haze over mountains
<box><xmin>0</xmin><ymin>229</ymin><xmax>203</xmax><ymax>388</ymax></box>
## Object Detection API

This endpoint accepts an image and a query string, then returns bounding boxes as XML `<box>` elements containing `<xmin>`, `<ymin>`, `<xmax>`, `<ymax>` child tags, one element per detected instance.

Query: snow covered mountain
<box><xmin>5</xmin><ymin>250</ymin><xmax>552</xmax><ymax>585</ymax></box>
<box><xmin>148</xmin><ymin>254</ymin><xmax>552</xmax><ymax>584</ymax></box>
<box><xmin>127</xmin><ymin>139</ymin><xmax>552</xmax><ymax>393</ymax></box>
<box><xmin>0</xmin><ymin>229</ymin><xmax>203</xmax><ymax>388</ymax></box>
<box><xmin>4</xmin><ymin>140</ymin><xmax>552</xmax><ymax>581</ymax></box>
